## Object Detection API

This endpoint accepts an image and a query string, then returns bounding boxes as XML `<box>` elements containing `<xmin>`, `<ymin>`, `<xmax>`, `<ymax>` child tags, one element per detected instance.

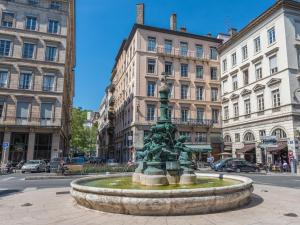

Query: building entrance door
<box><xmin>9</xmin><ymin>133</ymin><xmax>28</xmax><ymax>164</ymax></box>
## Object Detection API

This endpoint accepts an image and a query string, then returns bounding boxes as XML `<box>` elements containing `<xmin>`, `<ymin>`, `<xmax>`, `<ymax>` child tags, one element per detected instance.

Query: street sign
<box><xmin>260</xmin><ymin>136</ymin><xmax>278</xmax><ymax>148</ymax></box>
<box><xmin>2</xmin><ymin>142</ymin><xmax>9</xmax><ymax>150</ymax></box>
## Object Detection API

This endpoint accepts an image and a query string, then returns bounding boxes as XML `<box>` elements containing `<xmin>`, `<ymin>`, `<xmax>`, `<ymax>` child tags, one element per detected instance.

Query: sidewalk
<box><xmin>0</xmin><ymin>184</ymin><xmax>299</xmax><ymax>225</ymax></box>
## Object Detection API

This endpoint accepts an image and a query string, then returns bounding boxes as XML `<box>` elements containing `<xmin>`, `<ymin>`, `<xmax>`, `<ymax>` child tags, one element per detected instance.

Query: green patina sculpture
<box><xmin>135</xmin><ymin>74</ymin><xmax>196</xmax><ymax>174</ymax></box>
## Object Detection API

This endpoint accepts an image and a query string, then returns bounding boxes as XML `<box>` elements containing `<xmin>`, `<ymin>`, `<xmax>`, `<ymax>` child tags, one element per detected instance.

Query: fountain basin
<box><xmin>70</xmin><ymin>173</ymin><xmax>253</xmax><ymax>216</ymax></box>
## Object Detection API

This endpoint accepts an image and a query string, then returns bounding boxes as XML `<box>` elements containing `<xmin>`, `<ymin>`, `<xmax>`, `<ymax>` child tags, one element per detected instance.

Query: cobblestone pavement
<box><xmin>0</xmin><ymin>184</ymin><xmax>299</xmax><ymax>225</ymax></box>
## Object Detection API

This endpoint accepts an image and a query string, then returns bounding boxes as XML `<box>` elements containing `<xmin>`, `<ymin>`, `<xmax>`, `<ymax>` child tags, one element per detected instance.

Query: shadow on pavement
<box><xmin>0</xmin><ymin>189</ymin><xmax>21</xmax><ymax>198</ymax></box>
<box><xmin>239</xmin><ymin>193</ymin><xmax>264</xmax><ymax>210</ymax></box>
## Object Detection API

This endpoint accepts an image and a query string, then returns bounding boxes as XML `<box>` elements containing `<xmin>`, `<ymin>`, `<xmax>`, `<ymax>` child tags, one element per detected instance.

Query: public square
<box><xmin>1</xmin><ymin>172</ymin><xmax>300</xmax><ymax>225</ymax></box>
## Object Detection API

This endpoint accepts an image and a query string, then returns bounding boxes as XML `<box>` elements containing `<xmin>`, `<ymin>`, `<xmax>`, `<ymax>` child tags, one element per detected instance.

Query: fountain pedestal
<box><xmin>179</xmin><ymin>161</ymin><xmax>196</xmax><ymax>184</ymax></box>
<box><xmin>140</xmin><ymin>161</ymin><xmax>168</xmax><ymax>186</ymax></box>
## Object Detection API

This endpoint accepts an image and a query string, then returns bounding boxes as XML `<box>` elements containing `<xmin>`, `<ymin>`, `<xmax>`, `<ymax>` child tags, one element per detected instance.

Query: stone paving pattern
<box><xmin>0</xmin><ymin>184</ymin><xmax>299</xmax><ymax>225</ymax></box>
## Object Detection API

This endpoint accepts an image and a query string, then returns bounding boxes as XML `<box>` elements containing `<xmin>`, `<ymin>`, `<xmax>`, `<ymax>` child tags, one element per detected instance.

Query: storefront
<box><xmin>185</xmin><ymin>144</ymin><xmax>212</xmax><ymax>163</ymax></box>
<box><xmin>8</xmin><ymin>133</ymin><xmax>28</xmax><ymax>163</ymax></box>
<box><xmin>34</xmin><ymin>133</ymin><xmax>52</xmax><ymax>160</ymax></box>
<box><xmin>236</xmin><ymin>143</ymin><xmax>256</xmax><ymax>163</ymax></box>
<box><xmin>266</xmin><ymin>141</ymin><xmax>288</xmax><ymax>171</ymax></box>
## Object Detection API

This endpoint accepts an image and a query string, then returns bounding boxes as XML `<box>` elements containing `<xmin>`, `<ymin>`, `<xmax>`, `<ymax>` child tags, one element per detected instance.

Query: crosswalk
<box><xmin>0</xmin><ymin>176</ymin><xmax>25</xmax><ymax>182</ymax></box>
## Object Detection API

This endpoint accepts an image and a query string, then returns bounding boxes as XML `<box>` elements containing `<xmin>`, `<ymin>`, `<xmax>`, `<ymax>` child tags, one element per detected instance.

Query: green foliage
<box><xmin>70</xmin><ymin>107</ymin><xmax>97</xmax><ymax>153</ymax></box>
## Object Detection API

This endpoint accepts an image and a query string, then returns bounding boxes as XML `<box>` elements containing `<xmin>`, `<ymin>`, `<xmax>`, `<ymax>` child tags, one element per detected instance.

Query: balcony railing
<box><xmin>156</xmin><ymin>47</ymin><xmax>215</xmax><ymax>61</ymax></box>
<box><xmin>0</xmin><ymin>116</ymin><xmax>61</xmax><ymax>127</ymax></box>
<box><xmin>145</xmin><ymin>117</ymin><xmax>215</xmax><ymax>127</ymax></box>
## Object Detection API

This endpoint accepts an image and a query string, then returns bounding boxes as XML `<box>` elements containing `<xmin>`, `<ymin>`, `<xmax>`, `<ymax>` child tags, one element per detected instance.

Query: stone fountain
<box><xmin>132</xmin><ymin>74</ymin><xmax>198</xmax><ymax>186</ymax></box>
<box><xmin>70</xmin><ymin>74</ymin><xmax>254</xmax><ymax>216</ymax></box>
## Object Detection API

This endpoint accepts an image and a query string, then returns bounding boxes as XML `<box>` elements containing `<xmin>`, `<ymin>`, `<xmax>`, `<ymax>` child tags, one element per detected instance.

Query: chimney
<box><xmin>136</xmin><ymin>3</ymin><xmax>144</xmax><ymax>25</ymax></box>
<box><xmin>180</xmin><ymin>26</ymin><xmax>186</xmax><ymax>32</ymax></box>
<box><xmin>228</xmin><ymin>28</ymin><xmax>238</xmax><ymax>37</ymax></box>
<box><xmin>170</xmin><ymin>13</ymin><xmax>177</xmax><ymax>31</ymax></box>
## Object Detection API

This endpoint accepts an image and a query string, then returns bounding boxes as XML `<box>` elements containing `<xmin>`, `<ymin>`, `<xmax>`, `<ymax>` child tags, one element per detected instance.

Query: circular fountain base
<box><xmin>71</xmin><ymin>173</ymin><xmax>253</xmax><ymax>216</ymax></box>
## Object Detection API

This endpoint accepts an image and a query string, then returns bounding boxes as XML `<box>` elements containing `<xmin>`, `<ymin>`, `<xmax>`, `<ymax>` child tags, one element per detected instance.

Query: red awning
<box><xmin>236</xmin><ymin>144</ymin><xmax>256</xmax><ymax>154</ymax></box>
<box><xmin>267</xmin><ymin>141</ymin><xmax>287</xmax><ymax>153</ymax></box>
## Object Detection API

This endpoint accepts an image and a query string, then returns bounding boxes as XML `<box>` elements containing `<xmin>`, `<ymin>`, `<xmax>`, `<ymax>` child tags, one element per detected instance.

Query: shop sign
<box><xmin>260</xmin><ymin>136</ymin><xmax>277</xmax><ymax>148</ymax></box>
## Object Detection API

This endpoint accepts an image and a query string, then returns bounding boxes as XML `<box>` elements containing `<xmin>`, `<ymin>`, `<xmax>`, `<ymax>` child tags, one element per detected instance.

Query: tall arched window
<box><xmin>244</xmin><ymin>132</ymin><xmax>255</xmax><ymax>142</ymax></box>
<box><xmin>224</xmin><ymin>135</ymin><xmax>232</xmax><ymax>143</ymax></box>
<box><xmin>272</xmin><ymin>128</ymin><xmax>287</xmax><ymax>139</ymax></box>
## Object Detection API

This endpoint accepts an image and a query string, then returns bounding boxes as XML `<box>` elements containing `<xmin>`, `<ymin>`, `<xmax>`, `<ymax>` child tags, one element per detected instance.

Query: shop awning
<box><xmin>236</xmin><ymin>144</ymin><xmax>256</xmax><ymax>154</ymax></box>
<box><xmin>185</xmin><ymin>144</ymin><xmax>212</xmax><ymax>153</ymax></box>
<box><xmin>267</xmin><ymin>141</ymin><xmax>287</xmax><ymax>153</ymax></box>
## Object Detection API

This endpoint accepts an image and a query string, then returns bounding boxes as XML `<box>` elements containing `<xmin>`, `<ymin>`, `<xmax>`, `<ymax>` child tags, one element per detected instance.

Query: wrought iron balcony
<box><xmin>144</xmin><ymin>117</ymin><xmax>215</xmax><ymax>127</ymax></box>
<box><xmin>0</xmin><ymin>116</ymin><xmax>61</xmax><ymax>127</ymax></box>
<box><xmin>155</xmin><ymin>47</ymin><xmax>214</xmax><ymax>61</ymax></box>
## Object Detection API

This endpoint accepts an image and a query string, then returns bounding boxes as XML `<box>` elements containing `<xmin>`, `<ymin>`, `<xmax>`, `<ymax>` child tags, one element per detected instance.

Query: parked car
<box><xmin>89</xmin><ymin>157</ymin><xmax>104</xmax><ymax>164</ymax></box>
<box><xmin>106</xmin><ymin>159</ymin><xmax>119</xmax><ymax>166</ymax></box>
<box><xmin>211</xmin><ymin>158</ymin><xmax>234</xmax><ymax>171</ymax></box>
<box><xmin>21</xmin><ymin>160</ymin><xmax>47</xmax><ymax>173</ymax></box>
<box><xmin>224</xmin><ymin>160</ymin><xmax>260</xmax><ymax>173</ymax></box>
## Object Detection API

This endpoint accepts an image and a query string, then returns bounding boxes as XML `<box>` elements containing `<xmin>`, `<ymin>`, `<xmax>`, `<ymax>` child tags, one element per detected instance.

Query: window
<box><xmin>257</xmin><ymin>94</ymin><xmax>264</xmax><ymax>111</ymax></box>
<box><xmin>268</xmin><ymin>27</ymin><xmax>276</xmax><ymax>45</ymax></box>
<box><xmin>196</xmin><ymin>45</ymin><xmax>203</xmax><ymax>58</ymax></box>
<box><xmin>0</xmin><ymin>70</ymin><xmax>8</xmax><ymax>88</ymax></box>
<box><xmin>222</xmin><ymin>80</ymin><xmax>227</xmax><ymax>94</ymax></box>
<box><xmin>235</xmin><ymin>133</ymin><xmax>240</xmax><ymax>142</ymax></box>
<box><xmin>196</xmin><ymin>86</ymin><xmax>203</xmax><ymax>100</ymax></box>
<box><xmin>167</xmin><ymin>82</ymin><xmax>173</xmax><ymax>98</ymax></box>
<box><xmin>147</xmin><ymin>37</ymin><xmax>156</xmax><ymax>52</ymax></box>
<box><xmin>165</xmin><ymin>61</ymin><xmax>172</xmax><ymax>75</ymax></box>
<box><xmin>224</xmin><ymin>106</ymin><xmax>229</xmax><ymax>120</ymax></box>
<box><xmin>19</xmin><ymin>72</ymin><xmax>32</xmax><ymax>89</ymax></box>
<box><xmin>210</xmin><ymin>47</ymin><xmax>217</xmax><ymax>60</ymax></box>
<box><xmin>0</xmin><ymin>40</ymin><xmax>11</xmax><ymax>56</ymax></box>
<box><xmin>40</xmin><ymin>103</ymin><xmax>53</xmax><ymax>125</ymax></box>
<box><xmin>272</xmin><ymin>89</ymin><xmax>280</xmax><ymax>107</ymax></box>
<box><xmin>255</xmin><ymin>63</ymin><xmax>262</xmax><ymax>80</ymax></box>
<box><xmin>179</xmin><ymin>131</ymin><xmax>191</xmax><ymax>142</ymax></box>
<box><xmin>146</xmin><ymin>104</ymin><xmax>155</xmax><ymax>121</ymax></box>
<box><xmin>224</xmin><ymin>135</ymin><xmax>232</xmax><ymax>143</ymax></box>
<box><xmin>168</xmin><ymin>106</ymin><xmax>173</xmax><ymax>119</ymax></box>
<box><xmin>28</xmin><ymin>0</ymin><xmax>39</xmax><ymax>5</ymax></box>
<box><xmin>259</xmin><ymin>130</ymin><xmax>266</xmax><ymax>138</ymax></box>
<box><xmin>242</xmin><ymin>45</ymin><xmax>248</xmax><ymax>60</ymax></box>
<box><xmin>195</xmin><ymin>132</ymin><xmax>207</xmax><ymax>143</ymax></box>
<box><xmin>297</xmin><ymin>48</ymin><xmax>300</xmax><ymax>69</ymax></box>
<box><xmin>0</xmin><ymin>102</ymin><xmax>4</xmax><ymax>118</ymax></box>
<box><xmin>181</xmin><ymin>84</ymin><xmax>188</xmax><ymax>99</ymax></box>
<box><xmin>164</xmin><ymin>40</ymin><xmax>172</xmax><ymax>54</ymax></box>
<box><xmin>212</xmin><ymin>109</ymin><xmax>219</xmax><ymax>123</ymax></box>
<box><xmin>22</xmin><ymin>43</ymin><xmax>35</xmax><ymax>59</ymax></box>
<box><xmin>196</xmin><ymin>108</ymin><xmax>204</xmax><ymax>121</ymax></box>
<box><xmin>254</xmin><ymin>36</ymin><xmax>261</xmax><ymax>53</ymax></box>
<box><xmin>244</xmin><ymin>132</ymin><xmax>255</xmax><ymax>142</ymax></box>
<box><xmin>210</xmin><ymin>67</ymin><xmax>217</xmax><ymax>80</ymax></box>
<box><xmin>211</xmin><ymin>88</ymin><xmax>218</xmax><ymax>101</ymax></box>
<box><xmin>269</xmin><ymin>55</ymin><xmax>278</xmax><ymax>74</ymax></box>
<box><xmin>295</xmin><ymin>21</ymin><xmax>300</xmax><ymax>39</ymax></box>
<box><xmin>180</xmin><ymin>42</ymin><xmax>188</xmax><ymax>56</ymax></box>
<box><xmin>181</xmin><ymin>108</ymin><xmax>189</xmax><ymax>122</ymax></box>
<box><xmin>180</xmin><ymin>63</ymin><xmax>188</xmax><ymax>77</ymax></box>
<box><xmin>50</xmin><ymin>1</ymin><xmax>62</xmax><ymax>10</ymax></box>
<box><xmin>25</xmin><ymin>16</ymin><xmax>37</xmax><ymax>30</ymax></box>
<box><xmin>222</xmin><ymin>59</ymin><xmax>227</xmax><ymax>72</ymax></box>
<box><xmin>272</xmin><ymin>128</ymin><xmax>287</xmax><ymax>139</ymax></box>
<box><xmin>48</xmin><ymin>19</ymin><xmax>59</xmax><ymax>34</ymax></box>
<box><xmin>16</xmin><ymin>102</ymin><xmax>29</xmax><ymax>124</ymax></box>
<box><xmin>43</xmin><ymin>75</ymin><xmax>55</xmax><ymax>91</ymax></box>
<box><xmin>244</xmin><ymin>99</ymin><xmax>251</xmax><ymax>115</ymax></box>
<box><xmin>1</xmin><ymin>12</ymin><xmax>14</xmax><ymax>28</ymax></box>
<box><xmin>232</xmin><ymin>75</ymin><xmax>238</xmax><ymax>90</ymax></box>
<box><xmin>243</xmin><ymin>69</ymin><xmax>249</xmax><ymax>86</ymax></box>
<box><xmin>147</xmin><ymin>81</ymin><xmax>155</xmax><ymax>97</ymax></box>
<box><xmin>34</xmin><ymin>134</ymin><xmax>52</xmax><ymax>160</ymax></box>
<box><xmin>231</xmin><ymin>52</ymin><xmax>237</xmax><ymax>66</ymax></box>
<box><xmin>196</xmin><ymin>65</ymin><xmax>203</xmax><ymax>79</ymax></box>
<box><xmin>147</xmin><ymin>59</ymin><xmax>156</xmax><ymax>74</ymax></box>
<box><xmin>233</xmin><ymin>103</ymin><xmax>239</xmax><ymax>117</ymax></box>
<box><xmin>45</xmin><ymin>46</ymin><xmax>57</xmax><ymax>61</ymax></box>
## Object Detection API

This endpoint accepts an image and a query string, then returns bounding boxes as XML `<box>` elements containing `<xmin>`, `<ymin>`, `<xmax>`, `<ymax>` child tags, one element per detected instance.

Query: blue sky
<box><xmin>75</xmin><ymin>0</ymin><xmax>275</xmax><ymax>111</ymax></box>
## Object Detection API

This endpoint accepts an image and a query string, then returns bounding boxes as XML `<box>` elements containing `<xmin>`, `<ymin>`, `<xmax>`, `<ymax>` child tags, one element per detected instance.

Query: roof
<box><xmin>218</xmin><ymin>0</ymin><xmax>300</xmax><ymax>53</ymax></box>
<box><xmin>112</xmin><ymin>23</ymin><xmax>223</xmax><ymax>72</ymax></box>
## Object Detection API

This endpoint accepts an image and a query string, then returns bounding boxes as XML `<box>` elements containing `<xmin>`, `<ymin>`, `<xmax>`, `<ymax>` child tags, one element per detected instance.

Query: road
<box><xmin>1</xmin><ymin>172</ymin><xmax>300</xmax><ymax>197</ymax></box>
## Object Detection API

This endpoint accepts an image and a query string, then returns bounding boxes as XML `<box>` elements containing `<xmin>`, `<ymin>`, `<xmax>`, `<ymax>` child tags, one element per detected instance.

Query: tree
<box><xmin>70</xmin><ymin>107</ymin><xmax>97</xmax><ymax>154</ymax></box>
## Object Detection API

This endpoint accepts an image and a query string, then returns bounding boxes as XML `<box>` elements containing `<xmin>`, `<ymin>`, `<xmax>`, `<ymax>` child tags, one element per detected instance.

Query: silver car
<box><xmin>21</xmin><ymin>160</ymin><xmax>47</xmax><ymax>173</ymax></box>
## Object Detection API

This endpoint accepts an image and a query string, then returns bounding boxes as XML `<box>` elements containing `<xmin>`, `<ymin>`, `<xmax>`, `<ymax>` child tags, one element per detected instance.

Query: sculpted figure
<box><xmin>174</xmin><ymin>136</ymin><xmax>194</xmax><ymax>162</ymax></box>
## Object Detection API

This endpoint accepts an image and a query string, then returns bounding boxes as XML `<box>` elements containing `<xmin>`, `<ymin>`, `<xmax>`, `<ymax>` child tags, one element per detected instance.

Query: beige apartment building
<box><xmin>96</xmin><ymin>4</ymin><xmax>223</xmax><ymax>163</ymax></box>
<box><xmin>0</xmin><ymin>0</ymin><xmax>75</xmax><ymax>164</ymax></box>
